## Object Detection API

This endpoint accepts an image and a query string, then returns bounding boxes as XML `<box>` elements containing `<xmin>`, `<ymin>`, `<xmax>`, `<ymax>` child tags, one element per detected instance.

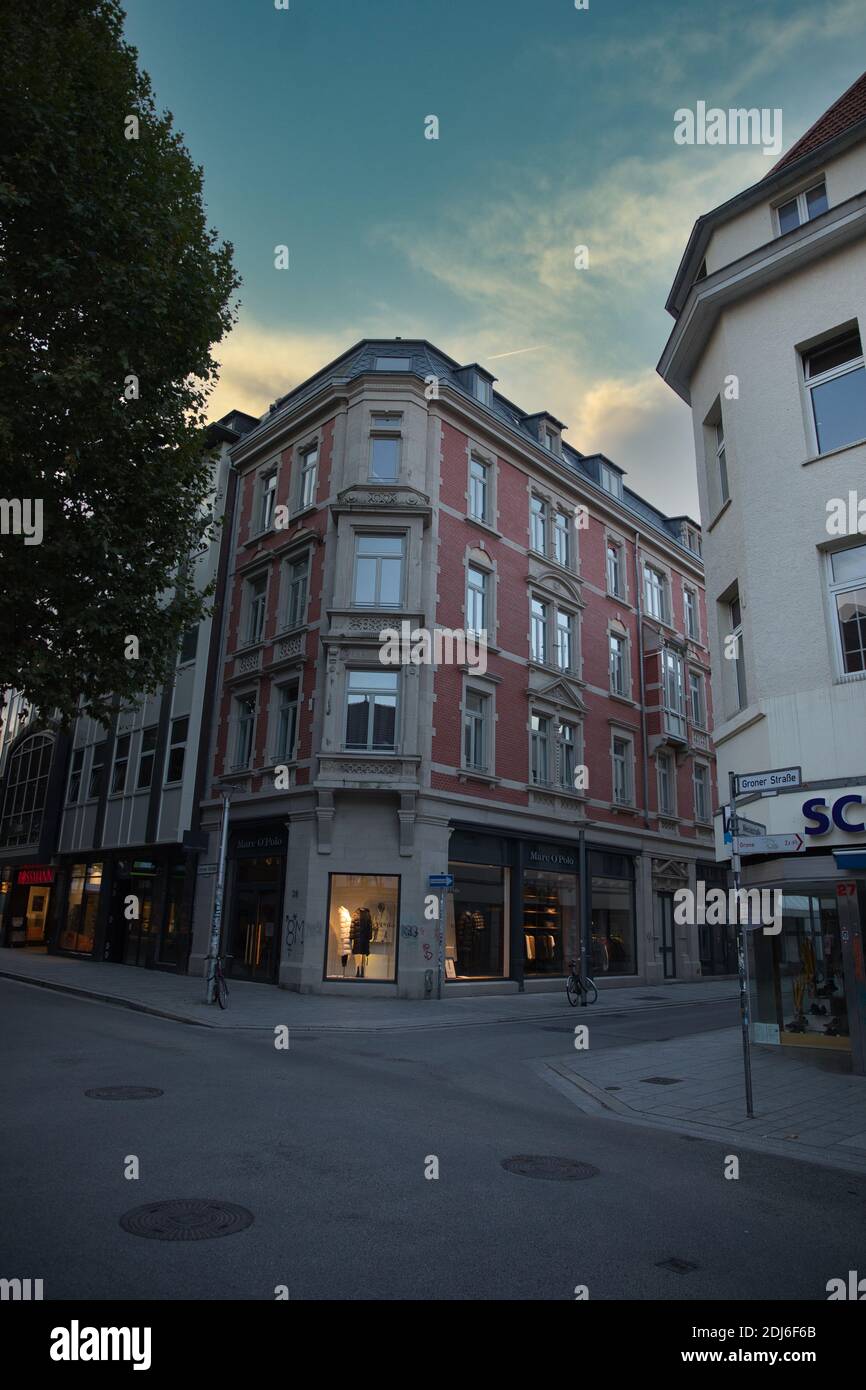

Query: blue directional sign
<box><xmin>428</xmin><ymin>874</ymin><xmax>453</xmax><ymax>889</ymax></box>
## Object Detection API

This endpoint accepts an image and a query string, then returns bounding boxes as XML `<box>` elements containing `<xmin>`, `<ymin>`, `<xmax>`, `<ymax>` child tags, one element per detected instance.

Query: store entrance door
<box><xmin>232</xmin><ymin>887</ymin><xmax>279</xmax><ymax>982</ymax></box>
<box><xmin>658</xmin><ymin>893</ymin><xmax>677</xmax><ymax>979</ymax></box>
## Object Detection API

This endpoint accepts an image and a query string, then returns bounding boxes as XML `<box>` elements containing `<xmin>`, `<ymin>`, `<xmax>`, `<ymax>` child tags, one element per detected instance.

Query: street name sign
<box><xmin>734</xmin><ymin>832</ymin><xmax>805</xmax><ymax>856</ymax></box>
<box><xmin>722</xmin><ymin>805</ymin><xmax>766</xmax><ymax>842</ymax></box>
<box><xmin>733</xmin><ymin>766</ymin><xmax>802</xmax><ymax>796</ymax></box>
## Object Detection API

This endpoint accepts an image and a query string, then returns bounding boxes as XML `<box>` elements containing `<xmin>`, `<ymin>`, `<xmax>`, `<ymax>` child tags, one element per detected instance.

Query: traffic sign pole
<box><xmin>729</xmin><ymin>770</ymin><xmax>755</xmax><ymax>1119</ymax></box>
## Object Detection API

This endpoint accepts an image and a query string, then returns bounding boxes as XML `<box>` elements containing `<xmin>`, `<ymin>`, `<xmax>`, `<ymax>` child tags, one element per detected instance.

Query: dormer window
<box><xmin>775</xmin><ymin>180</ymin><xmax>828</xmax><ymax>236</ymax></box>
<box><xmin>375</xmin><ymin>356</ymin><xmax>411</xmax><ymax>371</ymax></box>
<box><xmin>600</xmin><ymin>464</ymin><xmax>622</xmax><ymax>500</ymax></box>
<box><xmin>681</xmin><ymin>524</ymin><xmax>702</xmax><ymax>556</ymax></box>
<box><xmin>473</xmin><ymin>375</ymin><xmax>491</xmax><ymax>405</ymax></box>
<box><xmin>544</xmin><ymin>427</ymin><xmax>559</xmax><ymax>454</ymax></box>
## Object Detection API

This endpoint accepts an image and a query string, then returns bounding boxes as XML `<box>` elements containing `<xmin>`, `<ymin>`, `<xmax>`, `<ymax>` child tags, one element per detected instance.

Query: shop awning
<box><xmin>833</xmin><ymin>850</ymin><xmax>866</xmax><ymax>870</ymax></box>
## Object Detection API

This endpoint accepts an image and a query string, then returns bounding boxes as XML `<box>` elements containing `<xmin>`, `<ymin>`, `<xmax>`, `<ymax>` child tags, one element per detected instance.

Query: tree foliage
<box><xmin>0</xmin><ymin>0</ymin><xmax>239</xmax><ymax>725</ymax></box>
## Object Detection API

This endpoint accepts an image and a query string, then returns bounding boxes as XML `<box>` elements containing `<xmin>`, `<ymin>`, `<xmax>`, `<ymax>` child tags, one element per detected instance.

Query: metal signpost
<box><xmin>204</xmin><ymin>791</ymin><xmax>231</xmax><ymax>1005</ymax></box>
<box><xmin>728</xmin><ymin>770</ymin><xmax>755</xmax><ymax>1118</ymax></box>
<box><xmin>429</xmin><ymin>874</ymin><xmax>453</xmax><ymax>999</ymax></box>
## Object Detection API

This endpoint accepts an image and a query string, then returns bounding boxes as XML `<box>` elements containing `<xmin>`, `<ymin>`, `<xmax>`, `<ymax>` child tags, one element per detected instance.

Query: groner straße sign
<box><xmin>733</xmin><ymin>766</ymin><xmax>802</xmax><ymax>796</ymax></box>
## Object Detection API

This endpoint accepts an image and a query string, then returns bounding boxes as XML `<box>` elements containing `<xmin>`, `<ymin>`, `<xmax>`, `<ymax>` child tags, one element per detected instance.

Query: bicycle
<box><xmin>566</xmin><ymin>959</ymin><xmax>597</xmax><ymax>1007</ymax></box>
<box><xmin>207</xmin><ymin>954</ymin><xmax>230</xmax><ymax>1009</ymax></box>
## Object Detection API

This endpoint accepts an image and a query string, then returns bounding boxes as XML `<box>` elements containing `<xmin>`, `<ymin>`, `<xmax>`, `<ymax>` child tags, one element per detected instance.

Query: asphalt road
<box><xmin>1</xmin><ymin>978</ymin><xmax>863</xmax><ymax>1301</ymax></box>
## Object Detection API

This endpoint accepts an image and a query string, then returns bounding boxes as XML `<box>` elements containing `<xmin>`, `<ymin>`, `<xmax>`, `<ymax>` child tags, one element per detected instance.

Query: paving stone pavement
<box><xmin>0</xmin><ymin>947</ymin><xmax>736</xmax><ymax>1030</ymax></box>
<box><xmin>547</xmin><ymin>1025</ymin><xmax>866</xmax><ymax>1174</ymax></box>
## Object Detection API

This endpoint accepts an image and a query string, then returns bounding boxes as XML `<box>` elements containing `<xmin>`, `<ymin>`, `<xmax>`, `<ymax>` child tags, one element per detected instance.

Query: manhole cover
<box><xmin>501</xmin><ymin>1156</ymin><xmax>599</xmax><ymax>1182</ymax></box>
<box><xmin>640</xmin><ymin>1076</ymin><xmax>682</xmax><ymax>1086</ymax></box>
<box><xmin>656</xmin><ymin>1256</ymin><xmax>699</xmax><ymax>1273</ymax></box>
<box><xmin>119</xmin><ymin>1199</ymin><xmax>254</xmax><ymax>1241</ymax></box>
<box><xmin>85</xmin><ymin>1086</ymin><xmax>163</xmax><ymax>1100</ymax></box>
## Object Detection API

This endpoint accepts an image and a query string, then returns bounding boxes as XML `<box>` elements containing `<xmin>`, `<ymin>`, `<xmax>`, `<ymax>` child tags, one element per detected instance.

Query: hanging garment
<box><xmin>350</xmin><ymin>907</ymin><xmax>373</xmax><ymax>956</ymax></box>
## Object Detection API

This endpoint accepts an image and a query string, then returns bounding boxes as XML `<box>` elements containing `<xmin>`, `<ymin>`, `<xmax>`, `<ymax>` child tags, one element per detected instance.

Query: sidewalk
<box><xmin>546</xmin><ymin>1027</ymin><xmax>866</xmax><ymax>1175</ymax></box>
<box><xmin>0</xmin><ymin>948</ymin><xmax>735</xmax><ymax>1032</ymax></box>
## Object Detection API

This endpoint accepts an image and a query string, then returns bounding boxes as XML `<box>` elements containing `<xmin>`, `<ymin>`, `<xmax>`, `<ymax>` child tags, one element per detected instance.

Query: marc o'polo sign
<box><xmin>734</xmin><ymin>766</ymin><xmax>802</xmax><ymax>796</ymax></box>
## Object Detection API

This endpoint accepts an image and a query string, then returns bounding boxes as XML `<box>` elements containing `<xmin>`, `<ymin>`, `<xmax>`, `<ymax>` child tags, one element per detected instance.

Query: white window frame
<box><xmin>609</xmin><ymin>631</ymin><xmax>628</xmax><ymax>696</ymax></box>
<box><xmin>284</xmin><ymin>553</ymin><xmax>310</xmax><ymax>631</ymax></box>
<box><xmin>663</xmin><ymin>648</ymin><xmax>687</xmax><ymax>740</ymax></box>
<box><xmin>469</xmin><ymin>455</ymin><xmax>489</xmax><ymax>523</ymax></box>
<box><xmin>530</xmin><ymin>597</ymin><xmax>548</xmax><ymax>664</ymax></box>
<box><xmin>802</xmin><ymin>328</ymin><xmax>866</xmax><ymax>457</ymax></box>
<box><xmin>644</xmin><ymin>564</ymin><xmax>669</xmax><ymax>623</ymax></box>
<box><xmin>683</xmin><ymin>585</ymin><xmax>699</xmax><ymax>641</ymax></box>
<box><xmin>826</xmin><ymin>543</ymin><xmax>866</xmax><ymax>678</ymax></box>
<box><xmin>530</xmin><ymin>495</ymin><xmax>547</xmax><ymax>554</ymax></box>
<box><xmin>344</xmin><ymin>669</ymin><xmax>399</xmax><ymax>752</ymax></box>
<box><xmin>600</xmin><ymin>464</ymin><xmax>622</xmax><ymax>499</ymax></box>
<box><xmin>352</xmin><ymin>533</ymin><xmax>405</xmax><ymax>609</ymax></box>
<box><xmin>555</xmin><ymin>609</ymin><xmax>573</xmax><ymax>672</ymax></box>
<box><xmin>657</xmin><ymin>751</ymin><xmax>676</xmax><ymax>817</ymax></box>
<box><xmin>259</xmin><ymin>469</ymin><xmax>277</xmax><ymax>534</ymax></box>
<box><xmin>462</xmin><ymin>688</ymin><xmax>489</xmax><ymax>772</ymax></box>
<box><xmin>233</xmin><ymin>694</ymin><xmax>257</xmax><ymax>770</ymax></box>
<box><xmin>466</xmin><ymin>564</ymin><xmax>489</xmax><ymax>637</ymax></box>
<box><xmin>774</xmin><ymin>178</ymin><xmax>828</xmax><ymax>236</ymax></box>
<box><xmin>553</xmin><ymin>509</ymin><xmax>571</xmax><ymax>568</ymax></box>
<box><xmin>245</xmin><ymin>574</ymin><xmax>268</xmax><ymax>646</ymax></box>
<box><xmin>606</xmin><ymin>539</ymin><xmax>624</xmax><ymax>598</ymax></box>
<box><xmin>688</xmin><ymin>669</ymin><xmax>706</xmax><ymax>729</ymax></box>
<box><xmin>369</xmin><ymin>413</ymin><xmax>402</xmax><ymax>482</ymax></box>
<box><xmin>530</xmin><ymin>712</ymin><xmax>551</xmax><ymax>786</ymax></box>
<box><xmin>693</xmin><ymin>761</ymin><xmax>711</xmax><ymax>824</ymax></box>
<box><xmin>297</xmin><ymin>443</ymin><xmax>318</xmax><ymax>511</ymax></box>
<box><xmin>275</xmin><ymin>681</ymin><xmax>300</xmax><ymax>763</ymax></box>
<box><xmin>612</xmin><ymin>733</ymin><xmax>633</xmax><ymax>806</ymax></box>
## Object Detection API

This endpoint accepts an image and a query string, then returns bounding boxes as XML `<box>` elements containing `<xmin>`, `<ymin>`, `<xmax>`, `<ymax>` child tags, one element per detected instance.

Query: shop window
<box><xmin>446</xmin><ymin>863</ymin><xmax>507</xmax><ymax>978</ymax></box>
<box><xmin>158</xmin><ymin>864</ymin><xmax>187</xmax><ymax>966</ymax></box>
<box><xmin>59</xmin><ymin>861</ymin><xmax>102</xmax><ymax>954</ymax></box>
<box><xmin>591</xmin><ymin>860</ymin><xmax>636</xmax><ymax>976</ymax></box>
<box><xmin>136</xmin><ymin>727</ymin><xmax>157</xmax><ymax>790</ymax></box>
<box><xmin>165</xmin><ymin>717</ymin><xmax>189</xmax><ymax>783</ymax></box>
<box><xmin>523</xmin><ymin>868</ymin><xmax>576</xmax><ymax>976</ymax></box>
<box><xmin>325</xmin><ymin>873</ymin><xmax>398</xmax><ymax>981</ymax></box>
<box><xmin>345</xmin><ymin>670</ymin><xmax>398</xmax><ymax>750</ymax></box>
<box><xmin>749</xmin><ymin>892</ymin><xmax>849</xmax><ymax>1049</ymax></box>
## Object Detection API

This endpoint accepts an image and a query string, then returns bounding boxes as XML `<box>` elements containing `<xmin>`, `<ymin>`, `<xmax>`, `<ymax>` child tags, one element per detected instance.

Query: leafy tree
<box><xmin>0</xmin><ymin>0</ymin><xmax>239</xmax><ymax>725</ymax></box>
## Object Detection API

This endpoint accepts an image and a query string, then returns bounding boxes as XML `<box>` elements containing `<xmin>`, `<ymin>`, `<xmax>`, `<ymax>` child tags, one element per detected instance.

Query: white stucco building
<box><xmin>658</xmin><ymin>72</ymin><xmax>866</xmax><ymax>1071</ymax></box>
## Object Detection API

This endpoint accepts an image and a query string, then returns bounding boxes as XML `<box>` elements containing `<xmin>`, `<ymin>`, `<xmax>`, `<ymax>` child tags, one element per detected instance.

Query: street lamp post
<box><xmin>204</xmin><ymin>787</ymin><xmax>231</xmax><ymax>1005</ymax></box>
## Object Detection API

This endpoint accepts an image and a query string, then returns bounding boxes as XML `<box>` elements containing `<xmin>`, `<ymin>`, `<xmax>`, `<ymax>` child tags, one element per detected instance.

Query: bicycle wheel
<box><xmin>566</xmin><ymin>973</ymin><xmax>580</xmax><ymax>1007</ymax></box>
<box><xmin>583</xmin><ymin>975</ymin><xmax>598</xmax><ymax>1006</ymax></box>
<box><xmin>216</xmin><ymin>969</ymin><xmax>229</xmax><ymax>1010</ymax></box>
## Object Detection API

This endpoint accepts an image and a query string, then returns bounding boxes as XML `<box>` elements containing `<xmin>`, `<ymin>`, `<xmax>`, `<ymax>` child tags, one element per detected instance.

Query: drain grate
<box><xmin>85</xmin><ymin>1086</ymin><xmax>163</xmax><ymax>1100</ymax></box>
<box><xmin>501</xmin><ymin>1155</ymin><xmax>599</xmax><ymax>1182</ymax></box>
<box><xmin>656</xmin><ymin>1257</ymin><xmax>699</xmax><ymax>1273</ymax></box>
<box><xmin>120</xmin><ymin>1199</ymin><xmax>254</xmax><ymax>1241</ymax></box>
<box><xmin>640</xmin><ymin>1076</ymin><xmax>682</xmax><ymax>1086</ymax></box>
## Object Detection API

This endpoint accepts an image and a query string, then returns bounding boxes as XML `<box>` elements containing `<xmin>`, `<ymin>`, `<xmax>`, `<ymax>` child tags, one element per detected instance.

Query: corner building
<box><xmin>190</xmin><ymin>340</ymin><xmax>719</xmax><ymax>996</ymax></box>
<box><xmin>658</xmin><ymin>74</ymin><xmax>866</xmax><ymax>1069</ymax></box>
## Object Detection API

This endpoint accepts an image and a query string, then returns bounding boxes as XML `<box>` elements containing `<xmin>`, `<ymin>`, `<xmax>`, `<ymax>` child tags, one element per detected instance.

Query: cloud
<box><xmin>208</xmin><ymin>320</ymin><xmax>354</xmax><ymax>421</ymax></box>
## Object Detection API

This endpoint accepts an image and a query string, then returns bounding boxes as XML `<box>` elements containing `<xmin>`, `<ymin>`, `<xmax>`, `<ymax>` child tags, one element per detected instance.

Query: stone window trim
<box><xmin>464</xmin><ymin>442</ymin><xmax>499</xmax><ymax>530</ymax></box>
<box><xmin>656</xmin><ymin>749</ymin><xmax>678</xmax><ymax>819</ymax></box>
<box><xmin>528</xmin><ymin>482</ymin><xmax>580</xmax><ymax>571</ymax></box>
<box><xmin>279</xmin><ymin>546</ymin><xmax>314</xmax><ymax>636</ymax></box>
<box><xmin>339</xmin><ymin>662</ymin><xmax>402</xmax><ymax>755</ymax></box>
<box><xmin>459</xmin><ymin>672</ymin><xmax>498</xmax><ymax>779</ymax></box>
<box><xmin>268</xmin><ymin>675</ymin><xmax>303</xmax><ymax>766</ymax></box>
<box><xmin>247</xmin><ymin>457</ymin><xmax>281</xmax><ymax>543</ymax></box>
<box><xmin>641</xmin><ymin>554</ymin><xmax>676</xmax><ymax>629</ymax></box>
<box><xmin>607</xmin><ymin>620</ymin><xmax>631</xmax><ymax>699</ymax></box>
<box><xmin>463</xmin><ymin>544</ymin><xmax>498</xmax><ymax>649</ymax></box>
<box><xmin>239</xmin><ymin>568</ymin><xmax>271</xmax><ymax>651</ymax></box>
<box><xmin>368</xmin><ymin>409</ymin><xmax>403</xmax><ymax>483</ymax></box>
<box><xmin>682</xmin><ymin>580</ymin><xmax>702</xmax><ymax>644</ymax></box>
<box><xmin>226</xmin><ymin>686</ymin><xmax>259</xmax><ymax>775</ymax></box>
<box><xmin>350</xmin><ymin>528</ymin><xmax>408</xmax><ymax>611</ymax></box>
<box><xmin>604</xmin><ymin>529</ymin><xmax>629</xmax><ymax>602</ymax></box>
<box><xmin>528</xmin><ymin>588</ymin><xmax>581</xmax><ymax>678</ymax></box>
<box><xmin>692</xmin><ymin>756</ymin><xmax>713</xmax><ymax>824</ymax></box>
<box><xmin>609</xmin><ymin>724</ymin><xmax>637</xmax><ymax>809</ymax></box>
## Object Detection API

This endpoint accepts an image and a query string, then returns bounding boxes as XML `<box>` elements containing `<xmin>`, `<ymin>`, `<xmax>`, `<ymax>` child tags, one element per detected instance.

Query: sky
<box><xmin>123</xmin><ymin>0</ymin><xmax>866</xmax><ymax>518</ymax></box>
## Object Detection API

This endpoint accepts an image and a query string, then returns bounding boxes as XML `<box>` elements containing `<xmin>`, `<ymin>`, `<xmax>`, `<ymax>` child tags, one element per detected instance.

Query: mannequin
<box><xmin>338</xmin><ymin>905</ymin><xmax>352</xmax><ymax>968</ymax></box>
<box><xmin>374</xmin><ymin>900</ymin><xmax>391</xmax><ymax>945</ymax></box>
<box><xmin>351</xmin><ymin>906</ymin><xmax>373</xmax><ymax>977</ymax></box>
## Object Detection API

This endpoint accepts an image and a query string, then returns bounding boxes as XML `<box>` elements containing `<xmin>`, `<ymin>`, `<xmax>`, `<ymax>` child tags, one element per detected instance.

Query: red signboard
<box><xmin>17</xmin><ymin>866</ymin><xmax>55</xmax><ymax>886</ymax></box>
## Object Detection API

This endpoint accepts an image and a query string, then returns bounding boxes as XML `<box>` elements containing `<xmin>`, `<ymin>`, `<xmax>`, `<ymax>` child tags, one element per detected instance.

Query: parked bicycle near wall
<box><xmin>566</xmin><ymin>959</ymin><xmax>598</xmax><ymax>1007</ymax></box>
